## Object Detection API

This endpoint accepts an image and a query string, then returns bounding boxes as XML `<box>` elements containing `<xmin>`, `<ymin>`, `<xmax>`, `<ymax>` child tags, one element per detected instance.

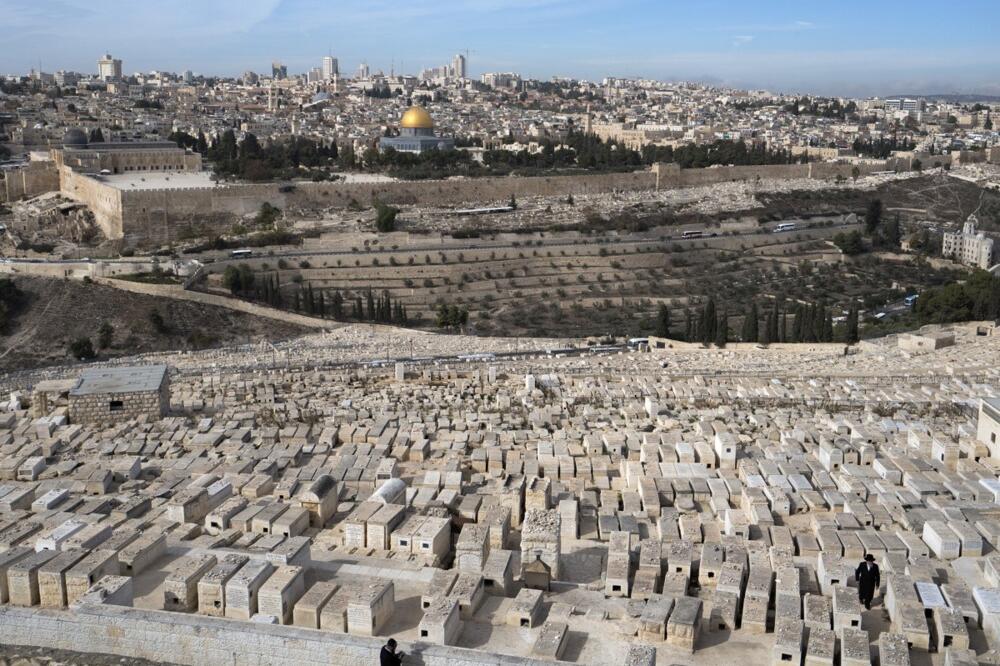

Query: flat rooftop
<box><xmin>69</xmin><ymin>365</ymin><xmax>167</xmax><ymax>396</ymax></box>
<box><xmin>93</xmin><ymin>171</ymin><xmax>218</xmax><ymax>191</ymax></box>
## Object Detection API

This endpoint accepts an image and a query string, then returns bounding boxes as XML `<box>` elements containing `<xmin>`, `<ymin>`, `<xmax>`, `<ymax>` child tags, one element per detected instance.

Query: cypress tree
<box><xmin>760</xmin><ymin>310</ymin><xmax>772</xmax><ymax>346</ymax></box>
<box><xmin>813</xmin><ymin>304</ymin><xmax>825</xmax><ymax>342</ymax></box>
<box><xmin>684</xmin><ymin>309</ymin><xmax>693</xmax><ymax>342</ymax></box>
<box><xmin>701</xmin><ymin>298</ymin><xmax>717</xmax><ymax>346</ymax></box>
<box><xmin>846</xmin><ymin>305</ymin><xmax>859</xmax><ymax>344</ymax></box>
<box><xmin>742</xmin><ymin>303</ymin><xmax>759</xmax><ymax>342</ymax></box>
<box><xmin>715</xmin><ymin>310</ymin><xmax>728</xmax><ymax>348</ymax></box>
<box><xmin>655</xmin><ymin>303</ymin><xmax>671</xmax><ymax>338</ymax></box>
<box><xmin>366</xmin><ymin>290</ymin><xmax>375</xmax><ymax>321</ymax></box>
<box><xmin>768</xmin><ymin>307</ymin><xmax>779</xmax><ymax>344</ymax></box>
<box><xmin>791</xmin><ymin>304</ymin><xmax>803</xmax><ymax>342</ymax></box>
<box><xmin>332</xmin><ymin>290</ymin><xmax>344</xmax><ymax>319</ymax></box>
<box><xmin>780</xmin><ymin>311</ymin><xmax>787</xmax><ymax>343</ymax></box>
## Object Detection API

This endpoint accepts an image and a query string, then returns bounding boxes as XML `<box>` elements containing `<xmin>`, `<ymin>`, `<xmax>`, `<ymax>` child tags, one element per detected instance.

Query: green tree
<box><xmin>69</xmin><ymin>337</ymin><xmax>95</xmax><ymax>359</ymax></box>
<box><xmin>851</xmin><ymin>166</ymin><xmax>860</xmax><ymax>183</ymax></box>
<box><xmin>845</xmin><ymin>305</ymin><xmax>860</xmax><ymax>344</ymax></box>
<box><xmin>741</xmin><ymin>303</ymin><xmax>759</xmax><ymax>342</ymax></box>
<box><xmin>833</xmin><ymin>230</ymin><xmax>865</xmax><ymax>255</ymax></box>
<box><xmin>436</xmin><ymin>304</ymin><xmax>469</xmax><ymax>329</ymax></box>
<box><xmin>97</xmin><ymin>321</ymin><xmax>113</xmax><ymax>349</ymax></box>
<box><xmin>255</xmin><ymin>202</ymin><xmax>281</xmax><ymax>227</ymax></box>
<box><xmin>700</xmin><ymin>298</ymin><xmax>716</xmax><ymax>346</ymax></box>
<box><xmin>715</xmin><ymin>310</ymin><xmax>728</xmax><ymax>348</ymax></box>
<box><xmin>864</xmin><ymin>199</ymin><xmax>883</xmax><ymax>235</ymax></box>
<box><xmin>375</xmin><ymin>201</ymin><xmax>399</xmax><ymax>233</ymax></box>
<box><xmin>655</xmin><ymin>303</ymin><xmax>671</xmax><ymax>338</ymax></box>
<box><xmin>222</xmin><ymin>265</ymin><xmax>241</xmax><ymax>294</ymax></box>
<box><xmin>149</xmin><ymin>309</ymin><xmax>168</xmax><ymax>334</ymax></box>
<box><xmin>331</xmin><ymin>290</ymin><xmax>344</xmax><ymax>319</ymax></box>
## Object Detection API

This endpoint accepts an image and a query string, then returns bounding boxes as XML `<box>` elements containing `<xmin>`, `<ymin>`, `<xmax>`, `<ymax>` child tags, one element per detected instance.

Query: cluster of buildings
<box><xmin>1</xmin><ymin>322</ymin><xmax>1000</xmax><ymax>664</ymax></box>
<box><xmin>3</xmin><ymin>55</ymin><xmax>999</xmax><ymax>170</ymax></box>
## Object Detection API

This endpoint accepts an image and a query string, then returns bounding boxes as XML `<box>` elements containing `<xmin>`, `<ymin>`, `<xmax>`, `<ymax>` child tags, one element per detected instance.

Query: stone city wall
<box><xmin>65</xmin><ymin>160</ymin><xmax>899</xmax><ymax>247</ymax></box>
<box><xmin>60</xmin><ymin>166</ymin><xmax>124</xmax><ymax>238</ymax></box>
<box><xmin>0</xmin><ymin>161</ymin><xmax>61</xmax><ymax>203</ymax></box>
<box><xmin>0</xmin><ymin>605</ymin><xmax>553</xmax><ymax>666</ymax></box>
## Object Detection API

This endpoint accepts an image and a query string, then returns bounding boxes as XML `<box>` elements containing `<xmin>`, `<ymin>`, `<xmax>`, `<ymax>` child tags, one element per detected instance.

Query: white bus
<box><xmin>773</xmin><ymin>223</ymin><xmax>797</xmax><ymax>233</ymax></box>
<box><xmin>681</xmin><ymin>230</ymin><xmax>704</xmax><ymax>239</ymax></box>
<box><xmin>230</xmin><ymin>249</ymin><xmax>253</xmax><ymax>258</ymax></box>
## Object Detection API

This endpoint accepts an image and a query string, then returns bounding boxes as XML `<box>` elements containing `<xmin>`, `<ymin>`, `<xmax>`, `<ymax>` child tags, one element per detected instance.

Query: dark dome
<box><xmin>62</xmin><ymin>128</ymin><xmax>88</xmax><ymax>147</ymax></box>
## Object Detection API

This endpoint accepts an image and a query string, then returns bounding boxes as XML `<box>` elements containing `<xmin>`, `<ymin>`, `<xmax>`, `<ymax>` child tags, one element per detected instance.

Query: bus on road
<box><xmin>773</xmin><ymin>223</ymin><xmax>797</xmax><ymax>233</ymax></box>
<box><xmin>230</xmin><ymin>249</ymin><xmax>253</xmax><ymax>258</ymax></box>
<box><xmin>681</xmin><ymin>230</ymin><xmax>704</xmax><ymax>239</ymax></box>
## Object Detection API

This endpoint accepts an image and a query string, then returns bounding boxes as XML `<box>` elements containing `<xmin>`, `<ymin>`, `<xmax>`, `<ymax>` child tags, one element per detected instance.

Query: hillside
<box><xmin>0</xmin><ymin>276</ymin><xmax>310</xmax><ymax>372</ymax></box>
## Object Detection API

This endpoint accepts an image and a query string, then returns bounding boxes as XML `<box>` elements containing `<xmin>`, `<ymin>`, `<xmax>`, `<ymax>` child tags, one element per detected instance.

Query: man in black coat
<box><xmin>855</xmin><ymin>553</ymin><xmax>880</xmax><ymax>610</ymax></box>
<box><xmin>380</xmin><ymin>638</ymin><xmax>404</xmax><ymax>666</ymax></box>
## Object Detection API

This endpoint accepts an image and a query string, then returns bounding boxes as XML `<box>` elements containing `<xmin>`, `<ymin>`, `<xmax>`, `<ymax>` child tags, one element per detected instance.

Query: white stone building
<box><xmin>942</xmin><ymin>215</ymin><xmax>995</xmax><ymax>269</ymax></box>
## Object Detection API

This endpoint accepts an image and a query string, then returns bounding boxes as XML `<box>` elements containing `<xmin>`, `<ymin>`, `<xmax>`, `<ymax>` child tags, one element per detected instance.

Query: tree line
<box><xmin>655</xmin><ymin>297</ymin><xmax>860</xmax><ymax>346</ymax></box>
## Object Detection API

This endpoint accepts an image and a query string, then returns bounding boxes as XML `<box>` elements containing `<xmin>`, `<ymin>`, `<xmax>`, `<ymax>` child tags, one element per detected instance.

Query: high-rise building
<box><xmin>242</xmin><ymin>70</ymin><xmax>259</xmax><ymax>85</ymax></box>
<box><xmin>322</xmin><ymin>56</ymin><xmax>339</xmax><ymax>80</ymax></box>
<box><xmin>97</xmin><ymin>54</ymin><xmax>122</xmax><ymax>81</ymax></box>
<box><xmin>182</xmin><ymin>70</ymin><xmax>194</xmax><ymax>83</ymax></box>
<box><xmin>357</xmin><ymin>62</ymin><xmax>370</xmax><ymax>79</ymax></box>
<box><xmin>271</xmin><ymin>61</ymin><xmax>287</xmax><ymax>80</ymax></box>
<box><xmin>452</xmin><ymin>54</ymin><xmax>467</xmax><ymax>80</ymax></box>
<box><xmin>308</xmin><ymin>67</ymin><xmax>323</xmax><ymax>83</ymax></box>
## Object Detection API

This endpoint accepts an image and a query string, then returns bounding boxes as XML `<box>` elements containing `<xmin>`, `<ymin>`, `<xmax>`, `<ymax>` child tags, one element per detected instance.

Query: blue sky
<box><xmin>4</xmin><ymin>0</ymin><xmax>999</xmax><ymax>96</ymax></box>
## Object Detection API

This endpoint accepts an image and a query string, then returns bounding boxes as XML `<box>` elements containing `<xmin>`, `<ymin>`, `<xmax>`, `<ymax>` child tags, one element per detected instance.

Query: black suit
<box><xmin>855</xmin><ymin>561</ymin><xmax>880</xmax><ymax>609</ymax></box>
<box><xmin>380</xmin><ymin>646</ymin><xmax>402</xmax><ymax>666</ymax></box>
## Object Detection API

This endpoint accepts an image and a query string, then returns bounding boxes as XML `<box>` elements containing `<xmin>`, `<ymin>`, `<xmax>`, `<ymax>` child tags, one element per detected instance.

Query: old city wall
<box><xmin>0</xmin><ymin>605</ymin><xmax>551</xmax><ymax>666</ymax></box>
<box><xmin>60</xmin><ymin>167</ymin><xmax>124</xmax><ymax>238</ymax></box>
<box><xmin>0</xmin><ymin>161</ymin><xmax>61</xmax><ymax>203</ymax></box>
<box><xmin>91</xmin><ymin>161</ymin><xmax>897</xmax><ymax>247</ymax></box>
<box><xmin>290</xmin><ymin>169</ymin><xmax>657</xmax><ymax>209</ymax></box>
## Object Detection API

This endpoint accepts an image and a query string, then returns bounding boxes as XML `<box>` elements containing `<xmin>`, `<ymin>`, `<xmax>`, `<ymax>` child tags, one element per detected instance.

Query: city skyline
<box><xmin>3</xmin><ymin>0</ymin><xmax>1000</xmax><ymax>97</ymax></box>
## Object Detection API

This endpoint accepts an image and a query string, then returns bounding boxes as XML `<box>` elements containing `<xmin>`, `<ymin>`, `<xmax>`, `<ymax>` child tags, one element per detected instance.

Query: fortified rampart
<box><xmin>0</xmin><ymin>604</ymin><xmax>551</xmax><ymax>666</ymax></box>
<box><xmin>11</xmin><ymin>158</ymin><xmax>897</xmax><ymax>248</ymax></box>
<box><xmin>59</xmin><ymin>166</ymin><xmax>124</xmax><ymax>238</ymax></box>
<box><xmin>0</xmin><ymin>160</ymin><xmax>60</xmax><ymax>203</ymax></box>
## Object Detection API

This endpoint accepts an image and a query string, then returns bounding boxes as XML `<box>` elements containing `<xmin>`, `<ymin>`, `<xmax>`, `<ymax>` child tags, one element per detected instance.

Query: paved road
<box><xmin>202</xmin><ymin>220</ymin><xmax>859</xmax><ymax>267</ymax></box>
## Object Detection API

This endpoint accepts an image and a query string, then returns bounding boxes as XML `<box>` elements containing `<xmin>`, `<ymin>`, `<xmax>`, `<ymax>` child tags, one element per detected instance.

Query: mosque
<box><xmin>379</xmin><ymin>105</ymin><xmax>455</xmax><ymax>154</ymax></box>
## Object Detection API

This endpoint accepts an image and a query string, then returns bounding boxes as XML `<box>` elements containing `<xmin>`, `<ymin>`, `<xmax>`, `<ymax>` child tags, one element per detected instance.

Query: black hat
<box><xmin>864</xmin><ymin>553</ymin><xmax>875</xmax><ymax>562</ymax></box>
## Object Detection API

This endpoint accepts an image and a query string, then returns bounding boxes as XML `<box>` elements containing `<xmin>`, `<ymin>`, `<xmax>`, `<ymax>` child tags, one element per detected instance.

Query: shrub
<box><xmin>69</xmin><ymin>337</ymin><xmax>95</xmax><ymax>359</ymax></box>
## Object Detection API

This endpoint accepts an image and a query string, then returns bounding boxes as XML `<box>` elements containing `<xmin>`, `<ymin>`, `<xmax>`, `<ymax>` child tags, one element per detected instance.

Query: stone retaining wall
<box><xmin>0</xmin><ymin>605</ymin><xmax>552</xmax><ymax>666</ymax></box>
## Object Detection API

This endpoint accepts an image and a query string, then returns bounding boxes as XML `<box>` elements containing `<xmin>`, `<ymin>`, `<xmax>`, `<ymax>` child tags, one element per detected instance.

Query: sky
<box><xmin>3</xmin><ymin>0</ymin><xmax>1000</xmax><ymax>97</ymax></box>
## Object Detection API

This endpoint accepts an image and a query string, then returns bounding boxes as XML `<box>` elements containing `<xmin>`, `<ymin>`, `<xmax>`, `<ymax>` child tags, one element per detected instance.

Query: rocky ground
<box><xmin>0</xmin><ymin>276</ymin><xmax>310</xmax><ymax>372</ymax></box>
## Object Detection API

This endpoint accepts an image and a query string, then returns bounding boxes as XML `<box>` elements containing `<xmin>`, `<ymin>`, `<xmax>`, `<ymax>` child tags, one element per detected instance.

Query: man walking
<box><xmin>855</xmin><ymin>553</ymin><xmax>880</xmax><ymax>610</ymax></box>
<box><xmin>380</xmin><ymin>638</ymin><xmax>404</xmax><ymax>666</ymax></box>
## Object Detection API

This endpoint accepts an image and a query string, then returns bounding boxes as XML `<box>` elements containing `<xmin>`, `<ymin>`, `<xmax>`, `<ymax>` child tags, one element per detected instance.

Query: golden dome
<box><xmin>400</xmin><ymin>106</ymin><xmax>434</xmax><ymax>129</ymax></box>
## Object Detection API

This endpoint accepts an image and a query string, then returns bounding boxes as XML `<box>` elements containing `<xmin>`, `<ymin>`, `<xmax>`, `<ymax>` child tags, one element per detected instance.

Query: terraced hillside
<box><xmin>197</xmin><ymin>218</ymin><xmax>965</xmax><ymax>339</ymax></box>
